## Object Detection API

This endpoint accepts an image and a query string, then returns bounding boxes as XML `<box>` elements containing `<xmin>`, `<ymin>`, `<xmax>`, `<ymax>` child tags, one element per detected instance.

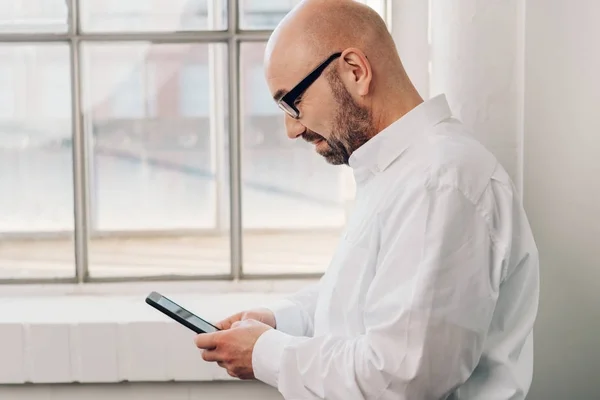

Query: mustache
<box><xmin>301</xmin><ymin>130</ymin><xmax>325</xmax><ymax>143</ymax></box>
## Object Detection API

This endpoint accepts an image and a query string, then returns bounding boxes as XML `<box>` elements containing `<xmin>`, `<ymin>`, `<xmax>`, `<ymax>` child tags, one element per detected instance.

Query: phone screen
<box><xmin>151</xmin><ymin>294</ymin><xmax>219</xmax><ymax>333</ymax></box>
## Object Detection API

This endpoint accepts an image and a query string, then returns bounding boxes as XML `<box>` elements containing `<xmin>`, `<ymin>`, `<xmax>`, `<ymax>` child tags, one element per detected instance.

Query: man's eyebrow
<box><xmin>273</xmin><ymin>89</ymin><xmax>287</xmax><ymax>101</ymax></box>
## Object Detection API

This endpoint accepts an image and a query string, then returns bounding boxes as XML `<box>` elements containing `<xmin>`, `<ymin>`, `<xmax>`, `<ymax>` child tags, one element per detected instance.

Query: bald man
<box><xmin>195</xmin><ymin>1</ymin><xmax>540</xmax><ymax>399</ymax></box>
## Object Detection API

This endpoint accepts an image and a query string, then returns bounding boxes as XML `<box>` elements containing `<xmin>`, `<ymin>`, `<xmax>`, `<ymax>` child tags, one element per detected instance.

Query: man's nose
<box><xmin>284</xmin><ymin>114</ymin><xmax>305</xmax><ymax>139</ymax></box>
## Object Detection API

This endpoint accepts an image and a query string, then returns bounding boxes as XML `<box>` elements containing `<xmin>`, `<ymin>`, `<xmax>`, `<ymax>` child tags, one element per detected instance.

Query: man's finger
<box><xmin>216</xmin><ymin>312</ymin><xmax>243</xmax><ymax>330</ymax></box>
<box><xmin>226</xmin><ymin>369</ymin><xmax>238</xmax><ymax>378</ymax></box>
<box><xmin>201</xmin><ymin>349</ymin><xmax>221</xmax><ymax>362</ymax></box>
<box><xmin>217</xmin><ymin>317</ymin><xmax>236</xmax><ymax>330</ymax></box>
<box><xmin>215</xmin><ymin>320</ymin><xmax>226</xmax><ymax>330</ymax></box>
<box><xmin>214</xmin><ymin>317</ymin><xmax>232</xmax><ymax>330</ymax></box>
<box><xmin>194</xmin><ymin>332</ymin><xmax>220</xmax><ymax>350</ymax></box>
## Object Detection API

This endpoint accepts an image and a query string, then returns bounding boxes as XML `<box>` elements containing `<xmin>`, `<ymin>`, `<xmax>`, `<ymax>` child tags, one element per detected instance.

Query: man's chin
<box><xmin>318</xmin><ymin>150</ymin><xmax>346</xmax><ymax>165</ymax></box>
<box><xmin>325</xmin><ymin>158</ymin><xmax>345</xmax><ymax>166</ymax></box>
<box><xmin>315</xmin><ymin>140</ymin><xmax>348</xmax><ymax>165</ymax></box>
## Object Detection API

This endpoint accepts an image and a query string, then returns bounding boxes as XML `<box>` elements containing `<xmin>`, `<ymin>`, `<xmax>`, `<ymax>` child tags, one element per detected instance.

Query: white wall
<box><xmin>390</xmin><ymin>0</ymin><xmax>430</xmax><ymax>99</ymax></box>
<box><xmin>524</xmin><ymin>0</ymin><xmax>600</xmax><ymax>398</ymax></box>
<box><xmin>429</xmin><ymin>0</ymin><xmax>524</xmax><ymax>186</ymax></box>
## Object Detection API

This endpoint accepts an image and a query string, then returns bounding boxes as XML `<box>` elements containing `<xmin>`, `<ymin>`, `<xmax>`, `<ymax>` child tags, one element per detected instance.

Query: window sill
<box><xmin>0</xmin><ymin>279</ymin><xmax>312</xmax><ymax>384</ymax></box>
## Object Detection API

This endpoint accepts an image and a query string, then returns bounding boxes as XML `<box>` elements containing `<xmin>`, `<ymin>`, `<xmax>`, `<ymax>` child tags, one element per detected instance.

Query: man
<box><xmin>195</xmin><ymin>0</ymin><xmax>540</xmax><ymax>398</ymax></box>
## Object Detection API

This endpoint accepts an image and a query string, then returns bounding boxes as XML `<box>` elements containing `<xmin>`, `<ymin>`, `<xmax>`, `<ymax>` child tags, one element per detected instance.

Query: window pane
<box><xmin>241</xmin><ymin>43</ymin><xmax>353</xmax><ymax>274</ymax></box>
<box><xmin>80</xmin><ymin>0</ymin><xmax>227</xmax><ymax>32</ymax></box>
<box><xmin>239</xmin><ymin>0</ymin><xmax>387</xmax><ymax>30</ymax></box>
<box><xmin>0</xmin><ymin>0</ymin><xmax>68</xmax><ymax>33</ymax></box>
<box><xmin>0</xmin><ymin>44</ymin><xmax>74</xmax><ymax>279</ymax></box>
<box><xmin>81</xmin><ymin>42</ymin><xmax>230</xmax><ymax>278</ymax></box>
<box><xmin>239</xmin><ymin>0</ymin><xmax>301</xmax><ymax>30</ymax></box>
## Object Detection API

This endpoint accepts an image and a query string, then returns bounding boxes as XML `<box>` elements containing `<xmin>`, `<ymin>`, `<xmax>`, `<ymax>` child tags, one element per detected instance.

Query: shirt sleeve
<box><xmin>266</xmin><ymin>279</ymin><xmax>322</xmax><ymax>337</ymax></box>
<box><xmin>252</xmin><ymin>183</ymin><xmax>501</xmax><ymax>399</ymax></box>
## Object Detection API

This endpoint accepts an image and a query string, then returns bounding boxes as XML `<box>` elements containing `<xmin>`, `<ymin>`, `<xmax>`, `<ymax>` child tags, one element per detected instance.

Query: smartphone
<box><xmin>145</xmin><ymin>291</ymin><xmax>220</xmax><ymax>334</ymax></box>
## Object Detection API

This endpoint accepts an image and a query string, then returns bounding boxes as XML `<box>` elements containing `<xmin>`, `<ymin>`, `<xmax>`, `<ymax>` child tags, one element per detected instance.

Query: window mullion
<box><xmin>228</xmin><ymin>0</ymin><xmax>243</xmax><ymax>280</ymax></box>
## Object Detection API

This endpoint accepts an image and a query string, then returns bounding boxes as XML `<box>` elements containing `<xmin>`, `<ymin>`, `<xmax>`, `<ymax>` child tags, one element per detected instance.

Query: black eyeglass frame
<box><xmin>277</xmin><ymin>52</ymin><xmax>342</xmax><ymax>119</ymax></box>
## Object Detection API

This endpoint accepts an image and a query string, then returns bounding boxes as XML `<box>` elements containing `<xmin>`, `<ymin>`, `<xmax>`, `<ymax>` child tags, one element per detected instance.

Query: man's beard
<box><xmin>302</xmin><ymin>70</ymin><xmax>375</xmax><ymax>165</ymax></box>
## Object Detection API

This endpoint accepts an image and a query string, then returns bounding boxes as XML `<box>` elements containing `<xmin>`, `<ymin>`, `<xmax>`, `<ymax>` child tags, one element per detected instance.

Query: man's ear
<box><xmin>338</xmin><ymin>48</ymin><xmax>372</xmax><ymax>97</ymax></box>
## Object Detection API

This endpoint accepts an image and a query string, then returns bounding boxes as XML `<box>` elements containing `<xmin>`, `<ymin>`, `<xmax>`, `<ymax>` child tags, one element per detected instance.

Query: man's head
<box><xmin>264</xmin><ymin>0</ymin><xmax>422</xmax><ymax>165</ymax></box>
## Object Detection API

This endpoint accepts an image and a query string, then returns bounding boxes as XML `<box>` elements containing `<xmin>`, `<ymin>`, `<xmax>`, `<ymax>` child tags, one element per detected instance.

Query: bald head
<box><xmin>265</xmin><ymin>0</ymin><xmax>406</xmax><ymax>88</ymax></box>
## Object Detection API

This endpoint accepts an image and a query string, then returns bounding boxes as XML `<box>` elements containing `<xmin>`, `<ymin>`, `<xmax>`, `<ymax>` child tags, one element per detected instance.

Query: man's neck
<box><xmin>372</xmin><ymin>89</ymin><xmax>424</xmax><ymax>137</ymax></box>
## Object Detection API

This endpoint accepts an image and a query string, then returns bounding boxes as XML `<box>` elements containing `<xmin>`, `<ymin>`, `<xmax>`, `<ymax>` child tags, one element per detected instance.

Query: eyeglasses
<box><xmin>277</xmin><ymin>52</ymin><xmax>342</xmax><ymax>119</ymax></box>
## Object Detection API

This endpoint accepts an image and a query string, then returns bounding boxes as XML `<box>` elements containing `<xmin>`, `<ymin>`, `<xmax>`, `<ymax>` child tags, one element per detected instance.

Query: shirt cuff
<box><xmin>252</xmin><ymin>328</ymin><xmax>294</xmax><ymax>388</ymax></box>
<box><xmin>265</xmin><ymin>299</ymin><xmax>306</xmax><ymax>336</ymax></box>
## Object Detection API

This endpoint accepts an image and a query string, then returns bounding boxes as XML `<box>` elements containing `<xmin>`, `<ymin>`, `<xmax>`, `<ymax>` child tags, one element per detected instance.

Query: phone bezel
<box><xmin>145</xmin><ymin>291</ymin><xmax>220</xmax><ymax>334</ymax></box>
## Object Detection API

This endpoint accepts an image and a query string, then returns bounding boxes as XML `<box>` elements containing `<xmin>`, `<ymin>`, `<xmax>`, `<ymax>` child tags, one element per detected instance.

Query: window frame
<box><xmin>0</xmin><ymin>0</ymin><xmax>391</xmax><ymax>284</ymax></box>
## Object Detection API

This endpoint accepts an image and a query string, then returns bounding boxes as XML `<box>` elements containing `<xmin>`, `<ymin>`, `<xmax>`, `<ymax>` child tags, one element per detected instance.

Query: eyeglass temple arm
<box><xmin>283</xmin><ymin>52</ymin><xmax>343</xmax><ymax>101</ymax></box>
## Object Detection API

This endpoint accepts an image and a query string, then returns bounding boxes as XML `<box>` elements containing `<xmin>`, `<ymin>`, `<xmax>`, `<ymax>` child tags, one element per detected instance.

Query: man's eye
<box><xmin>294</xmin><ymin>96</ymin><xmax>303</xmax><ymax>105</ymax></box>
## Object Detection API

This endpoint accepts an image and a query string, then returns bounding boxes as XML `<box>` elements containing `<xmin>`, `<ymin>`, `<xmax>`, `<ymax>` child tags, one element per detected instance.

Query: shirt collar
<box><xmin>348</xmin><ymin>94</ymin><xmax>452</xmax><ymax>183</ymax></box>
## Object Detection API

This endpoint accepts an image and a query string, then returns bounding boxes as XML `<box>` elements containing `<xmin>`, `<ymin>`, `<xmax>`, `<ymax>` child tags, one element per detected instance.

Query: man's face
<box><xmin>267</xmin><ymin>57</ymin><xmax>375</xmax><ymax>165</ymax></box>
<box><xmin>310</xmin><ymin>69</ymin><xmax>374</xmax><ymax>165</ymax></box>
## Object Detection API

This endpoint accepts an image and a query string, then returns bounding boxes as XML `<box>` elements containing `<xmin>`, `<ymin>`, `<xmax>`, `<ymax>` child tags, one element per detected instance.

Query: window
<box><xmin>0</xmin><ymin>0</ymin><xmax>68</xmax><ymax>33</ymax></box>
<box><xmin>40</xmin><ymin>63</ymin><xmax>71</xmax><ymax>119</ymax></box>
<box><xmin>110</xmin><ymin>66</ymin><xmax>146</xmax><ymax>118</ymax></box>
<box><xmin>0</xmin><ymin>0</ymin><xmax>391</xmax><ymax>284</ymax></box>
<box><xmin>240</xmin><ymin>0</ymin><xmax>302</xmax><ymax>30</ymax></box>
<box><xmin>180</xmin><ymin>64</ymin><xmax>211</xmax><ymax>118</ymax></box>
<box><xmin>80</xmin><ymin>42</ymin><xmax>229</xmax><ymax>279</ymax></box>
<box><xmin>80</xmin><ymin>0</ymin><xmax>224</xmax><ymax>32</ymax></box>
<box><xmin>246</xmin><ymin>66</ymin><xmax>279</xmax><ymax>117</ymax></box>
<box><xmin>0</xmin><ymin>44</ymin><xmax>74</xmax><ymax>281</ymax></box>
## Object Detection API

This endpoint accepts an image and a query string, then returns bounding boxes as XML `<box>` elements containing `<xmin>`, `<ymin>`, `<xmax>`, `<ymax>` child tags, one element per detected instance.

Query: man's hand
<box><xmin>215</xmin><ymin>308</ymin><xmax>276</xmax><ymax>330</ymax></box>
<box><xmin>195</xmin><ymin>319</ymin><xmax>272</xmax><ymax>379</ymax></box>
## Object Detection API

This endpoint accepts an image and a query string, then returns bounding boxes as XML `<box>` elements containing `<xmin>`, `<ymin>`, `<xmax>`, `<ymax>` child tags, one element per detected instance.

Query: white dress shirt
<box><xmin>252</xmin><ymin>94</ymin><xmax>540</xmax><ymax>400</ymax></box>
